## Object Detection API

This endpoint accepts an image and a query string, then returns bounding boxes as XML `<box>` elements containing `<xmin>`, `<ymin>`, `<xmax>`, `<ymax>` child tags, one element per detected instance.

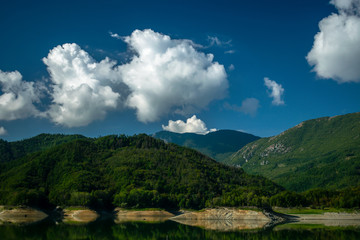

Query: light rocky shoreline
<box><xmin>170</xmin><ymin>208</ymin><xmax>271</xmax><ymax>231</ymax></box>
<box><xmin>62</xmin><ymin>209</ymin><xmax>99</xmax><ymax>224</ymax></box>
<box><xmin>114</xmin><ymin>208</ymin><xmax>175</xmax><ymax>222</ymax></box>
<box><xmin>0</xmin><ymin>206</ymin><xmax>48</xmax><ymax>224</ymax></box>
<box><xmin>1</xmin><ymin>206</ymin><xmax>360</xmax><ymax>230</ymax></box>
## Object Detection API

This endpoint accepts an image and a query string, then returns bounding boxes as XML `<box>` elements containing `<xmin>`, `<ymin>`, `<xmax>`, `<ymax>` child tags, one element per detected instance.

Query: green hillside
<box><xmin>226</xmin><ymin>112</ymin><xmax>360</xmax><ymax>192</ymax></box>
<box><xmin>0</xmin><ymin>134</ymin><xmax>283</xmax><ymax>210</ymax></box>
<box><xmin>153</xmin><ymin>130</ymin><xmax>260</xmax><ymax>162</ymax></box>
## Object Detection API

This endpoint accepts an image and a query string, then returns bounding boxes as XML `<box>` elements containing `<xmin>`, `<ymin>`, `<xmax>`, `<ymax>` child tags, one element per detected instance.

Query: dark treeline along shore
<box><xmin>0</xmin><ymin>113</ymin><xmax>360</xmax><ymax>212</ymax></box>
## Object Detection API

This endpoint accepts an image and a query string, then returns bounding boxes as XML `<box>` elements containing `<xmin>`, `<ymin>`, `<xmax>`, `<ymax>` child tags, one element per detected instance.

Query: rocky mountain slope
<box><xmin>226</xmin><ymin>112</ymin><xmax>360</xmax><ymax>191</ymax></box>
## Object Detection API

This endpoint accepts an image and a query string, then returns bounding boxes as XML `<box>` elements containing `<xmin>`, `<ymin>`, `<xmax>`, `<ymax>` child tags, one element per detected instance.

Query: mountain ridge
<box><xmin>226</xmin><ymin>112</ymin><xmax>360</xmax><ymax>191</ymax></box>
<box><xmin>0</xmin><ymin>133</ymin><xmax>87</xmax><ymax>163</ymax></box>
<box><xmin>153</xmin><ymin>129</ymin><xmax>260</xmax><ymax>162</ymax></box>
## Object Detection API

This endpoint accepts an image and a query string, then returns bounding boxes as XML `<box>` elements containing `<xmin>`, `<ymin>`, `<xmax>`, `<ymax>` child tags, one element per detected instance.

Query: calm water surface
<box><xmin>1</xmin><ymin>219</ymin><xmax>360</xmax><ymax>240</ymax></box>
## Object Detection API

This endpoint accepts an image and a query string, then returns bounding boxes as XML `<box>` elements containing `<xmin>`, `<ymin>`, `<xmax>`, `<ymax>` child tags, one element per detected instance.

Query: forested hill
<box><xmin>0</xmin><ymin>134</ymin><xmax>283</xmax><ymax>210</ymax></box>
<box><xmin>0</xmin><ymin>133</ymin><xmax>86</xmax><ymax>163</ymax></box>
<box><xmin>226</xmin><ymin>112</ymin><xmax>360</xmax><ymax>192</ymax></box>
<box><xmin>153</xmin><ymin>130</ymin><xmax>260</xmax><ymax>162</ymax></box>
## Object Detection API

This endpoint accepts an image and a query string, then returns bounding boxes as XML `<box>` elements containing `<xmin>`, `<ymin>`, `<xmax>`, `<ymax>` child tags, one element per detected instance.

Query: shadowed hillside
<box><xmin>153</xmin><ymin>130</ymin><xmax>260</xmax><ymax>162</ymax></box>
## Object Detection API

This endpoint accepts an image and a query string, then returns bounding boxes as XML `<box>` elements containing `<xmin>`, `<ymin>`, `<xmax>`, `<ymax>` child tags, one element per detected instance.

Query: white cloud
<box><xmin>109</xmin><ymin>31</ymin><xmax>122</xmax><ymax>40</ymax></box>
<box><xmin>0</xmin><ymin>126</ymin><xmax>7</xmax><ymax>135</ymax></box>
<box><xmin>207</xmin><ymin>36</ymin><xmax>232</xmax><ymax>47</ymax></box>
<box><xmin>264</xmin><ymin>77</ymin><xmax>285</xmax><ymax>106</ymax></box>
<box><xmin>0</xmin><ymin>70</ymin><xmax>40</xmax><ymax>120</ymax></box>
<box><xmin>43</xmin><ymin>43</ymin><xmax>122</xmax><ymax>127</ymax></box>
<box><xmin>225</xmin><ymin>98</ymin><xmax>260</xmax><ymax>117</ymax></box>
<box><xmin>228</xmin><ymin>64</ymin><xmax>235</xmax><ymax>71</ymax></box>
<box><xmin>331</xmin><ymin>0</ymin><xmax>360</xmax><ymax>13</ymax></box>
<box><xmin>306</xmin><ymin>0</ymin><xmax>360</xmax><ymax>83</ymax></box>
<box><xmin>120</xmin><ymin>29</ymin><xmax>228</xmax><ymax>122</ymax></box>
<box><xmin>0</xmin><ymin>30</ymin><xmax>228</xmax><ymax>129</ymax></box>
<box><xmin>162</xmin><ymin>115</ymin><xmax>215</xmax><ymax>134</ymax></box>
<box><xmin>224</xmin><ymin>50</ymin><xmax>235</xmax><ymax>54</ymax></box>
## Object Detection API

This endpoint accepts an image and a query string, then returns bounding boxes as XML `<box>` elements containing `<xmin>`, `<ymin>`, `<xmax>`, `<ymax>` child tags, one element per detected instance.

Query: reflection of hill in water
<box><xmin>276</xmin><ymin>220</ymin><xmax>360</xmax><ymax>229</ymax></box>
<box><xmin>172</xmin><ymin>219</ymin><xmax>268</xmax><ymax>231</ymax></box>
<box><xmin>115</xmin><ymin>216</ymin><xmax>170</xmax><ymax>223</ymax></box>
<box><xmin>1</xmin><ymin>218</ymin><xmax>360</xmax><ymax>239</ymax></box>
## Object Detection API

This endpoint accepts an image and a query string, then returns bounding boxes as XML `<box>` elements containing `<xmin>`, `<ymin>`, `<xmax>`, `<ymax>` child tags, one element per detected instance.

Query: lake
<box><xmin>1</xmin><ymin>218</ymin><xmax>360</xmax><ymax>240</ymax></box>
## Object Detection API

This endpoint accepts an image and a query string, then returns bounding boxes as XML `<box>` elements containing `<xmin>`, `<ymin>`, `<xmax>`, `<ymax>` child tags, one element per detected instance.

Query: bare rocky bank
<box><xmin>172</xmin><ymin>208</ymin><xmax>269</xmax><ymax>220</ymax></box>
<box><xmin>62</xmin><ymin>209</ymin><xmax>99</xmax><ymax>223</ymax></box>
<box><xmin>115</xmin><ymin>208</ymin><xmax>175</xmax><ymax>222</ymax></box>
<box><xmin>0</xmin><ymin>206</ymin><xmax>48</xmax><ymax>224</ymax></box>
<box><xmin>3</xmin><ymin>205</ymin><xmax>360</xmax><ymax>229</ymax></box>
<box><xmin>170</xmin><ymin>208</ymin><xmax>275</xmax><ymax>231</ymax></box>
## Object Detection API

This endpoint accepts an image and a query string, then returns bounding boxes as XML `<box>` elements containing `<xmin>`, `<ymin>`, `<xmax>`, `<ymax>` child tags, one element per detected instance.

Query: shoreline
<box><xmin>2</xmin><ymin>205</ymin><xmax>360</xmax><ymax>227</ymax></box>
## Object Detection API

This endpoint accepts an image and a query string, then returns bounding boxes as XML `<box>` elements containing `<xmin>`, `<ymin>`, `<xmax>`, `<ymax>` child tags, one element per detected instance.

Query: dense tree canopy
<box><xmin>0</xmin><ymin>133</ymin><xmax>359</xmax><ymax>210</ymax></box>
<box><xmin>0</xmin><ymin>134</ymin><xmax>282</xmax><ymax>210</ymax></box>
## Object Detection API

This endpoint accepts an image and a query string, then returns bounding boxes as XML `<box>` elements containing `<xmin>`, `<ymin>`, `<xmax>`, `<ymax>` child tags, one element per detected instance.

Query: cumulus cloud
<box><xmin>264</xmin><ymin>77</ymin><xmax>285</xmax><ymax>106</ymax></box>
<box><xmin>43</xmin><ymin>43</ymin><xmax>122</xmax><ymax>127</ymax></box>
<box><xmin>306</xmin><ymin>0</ymin><xmax>360</xmax><ymax>83</ymax></box>
<box><xmin>120</xmin><ymin>29</ymin><xmax>228</xmax><ymax>122</ymax></box>
<box><xmin>162</xmin><ymin>115</ymin><xmax>216</xmax><ymax>134</ymax></box>
<box><xmin>0</xmin><ymin>126</ymin><xmax>7</xmax><ymax>135</ymax></box>
<box><xmin>0</xmin><ymin>70</ymin><xmax>40</xmax><ymax>120</ymax></box>
<box><xmin>1</xmin><ymin>29</ymin><xmax>228</xmax><ymax>129</ymax></box>
<box><xmin>331</xmin><ymin>0</ymin><xmax>360</xmax><ymax>13</ymax></box>
<box><xmin>225</xmin><ymin>98</ymin><xmax>260</xmax><ymax>117</ymax></box>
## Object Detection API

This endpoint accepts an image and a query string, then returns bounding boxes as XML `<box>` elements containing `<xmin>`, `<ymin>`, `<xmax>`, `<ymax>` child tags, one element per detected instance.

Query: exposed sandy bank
<box><xmin>115</xmin><ymin>208</ymin><xmax>175</xmax><ymax>222</ymax></box>
<box><xmin>0</xmin><ymin>206</ymin><xmax>48</xmax><ymax>224</ymax></box>
<box><xmin>63</xmin><ymin>208</ymin><xmax>99</xmax><ymax>224</ymax></box>
<box><xmin>171</xmin><ymin>208</ymin><xmax>269</xmax><ymax>221</ymax></box>
<box><xmin>170</xmin><ymin>208</ymin><xmax>270</xmax><ymax>231</ymax></box>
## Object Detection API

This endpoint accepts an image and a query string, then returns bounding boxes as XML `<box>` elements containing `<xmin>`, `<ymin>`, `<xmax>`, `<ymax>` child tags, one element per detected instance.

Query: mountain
<box><xmin>153</xmin><ymin>130</ymin><xmax>260</xmax><ymax>162</ymax></box>
<box><xmin>0</xmin><ymin>133</ymin><xmax>86</xmax><ymax>163</ymax></box>
<box><xmin>226</xmin><ymin>112</ymin><xmax>360</xmax><ymax>192</ymax></box>
<box><xmin>0</xmin><ymin>134</ymin><xmax>283</xmax><ymax>210</ymax></box>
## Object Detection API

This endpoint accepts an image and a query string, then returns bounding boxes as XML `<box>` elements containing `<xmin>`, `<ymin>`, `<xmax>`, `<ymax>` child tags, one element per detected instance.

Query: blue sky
<box><xmin>1</xmin><ymin>0</ymin><xmax>359</xmax><ymax>141</ymax></box>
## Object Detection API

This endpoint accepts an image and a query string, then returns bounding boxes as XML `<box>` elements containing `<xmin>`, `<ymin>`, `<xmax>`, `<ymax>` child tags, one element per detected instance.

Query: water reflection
<box><xmin>172</xmin><ymin>219</ymin><xmax>268</xmax><ymax>231</ymax></box>
<box><xmin>1</xmin><ymin>218</ymin><xmax>360</xmax><ymax>240</ymax></box>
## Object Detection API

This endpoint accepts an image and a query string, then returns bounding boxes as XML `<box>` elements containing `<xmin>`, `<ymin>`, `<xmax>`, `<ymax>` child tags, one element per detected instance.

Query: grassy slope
<box><xmin>226</xmin><ymin>112</ymin><xmax>360</xmax><ymax>191</ymax></box>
